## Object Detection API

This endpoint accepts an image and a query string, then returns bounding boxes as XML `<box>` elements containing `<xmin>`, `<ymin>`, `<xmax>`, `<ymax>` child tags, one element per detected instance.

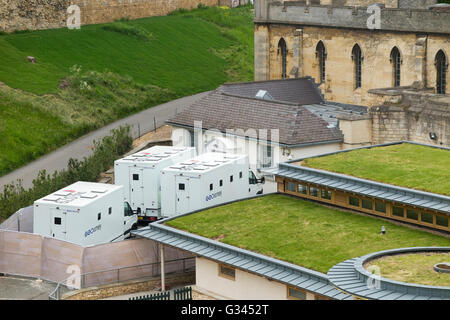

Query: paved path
<box><xmin>0</xmin><ymin>277</ymin><xmax>57</xmax><ymax>300</ymax></box>
<box><xmin>0</xmin><ymin>91</ymin><xmax>209</xmax><ymax>190</ymax></box>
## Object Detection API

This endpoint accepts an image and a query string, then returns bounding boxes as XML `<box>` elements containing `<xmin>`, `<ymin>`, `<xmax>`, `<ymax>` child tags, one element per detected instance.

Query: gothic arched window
<box><xmin>351</xmin><ymin>44</ymin><xmax>363</xmax><ymax>89</ymax></box>
<box><xmin>278</xmin><ymin>38</ymin><xmax>287</xmax><ymax>79</ymax></box>
<box><xmin>436</xmin><ymin>50</ymin><xmax>447</xmax><ymax>94</ymax></box>
<box><xmin>390</xmin><ymin>47</ymin><xmax>401</xmax><ymax>87</ymax></box>
<box><xmin>316</xmin><ymin>41</ymin><xmax>327</xmax><ymax>83</ymax></box>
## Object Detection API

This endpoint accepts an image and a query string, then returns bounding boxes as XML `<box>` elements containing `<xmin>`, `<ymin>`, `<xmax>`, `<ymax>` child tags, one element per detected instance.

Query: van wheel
<box><xmin>131</xmin><ymin>223</ymin><xmax>138</xmax><ymax>231</ymax></box>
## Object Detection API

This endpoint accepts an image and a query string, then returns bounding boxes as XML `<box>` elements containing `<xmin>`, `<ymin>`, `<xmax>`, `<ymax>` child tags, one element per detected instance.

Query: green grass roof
<box><xmin>300</xmin><ymin>143</ymin><xmax>450</xmax><ymax>196</ymax></box>
<box><xmin>166</xmin><ymin>194</ymin><xmax>450</xmax><ymax>273</ymax></box>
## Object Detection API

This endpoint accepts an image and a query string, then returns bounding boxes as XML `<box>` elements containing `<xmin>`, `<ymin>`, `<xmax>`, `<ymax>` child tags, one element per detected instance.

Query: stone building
<box><xmin>254</xmin><ymin>0</ymin><xmax>450</xmax><ymax>146</ymax></box>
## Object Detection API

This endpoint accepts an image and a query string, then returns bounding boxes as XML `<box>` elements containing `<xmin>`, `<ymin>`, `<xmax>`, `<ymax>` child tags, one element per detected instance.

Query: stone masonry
<box><xmin>0</xmin><ymin>0</ymin><xmax>219</xmax><ymax>32</ymax></box>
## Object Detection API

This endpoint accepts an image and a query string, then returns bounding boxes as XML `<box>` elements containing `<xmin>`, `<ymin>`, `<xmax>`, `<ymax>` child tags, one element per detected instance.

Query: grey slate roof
<box><xmin>133</xmin><ymin>222</ymin><xmax>352</xmax><ymax>300</ymax></box>
<box><xmin>167</xmin><ymin>90</ymin><xmax>343</xmax><ymax>146</ymax></box>
<box><xmin>219</xmin><ymin>77</ymin><xmax>324</xmax><ymax>105</ymax></box>
<box><xmin>303</xmin><ymin>102</ymin><xmax>368</xmax><ymax>127</ymax></box>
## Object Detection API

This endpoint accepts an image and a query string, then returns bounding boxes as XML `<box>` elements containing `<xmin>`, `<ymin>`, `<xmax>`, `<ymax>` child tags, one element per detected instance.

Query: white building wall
<box><xmin>196</xmin><ymin>257</ymin><xmax>287</xmax><ymax>300</ymax></box>
<box><xmin>195</xmin><ymin>257</ymin><xmax>316</xmax><ymax>300</ymax></box>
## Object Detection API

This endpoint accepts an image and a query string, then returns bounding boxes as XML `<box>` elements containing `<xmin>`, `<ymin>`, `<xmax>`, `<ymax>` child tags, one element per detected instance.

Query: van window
<box><xmin>179</xmin><ymin>183</ymin><xmax>185</xmax><ymax>191</ymax></box>
<box><xmin>98</xmin><ymin>213</ymin><xmax>101</xmax><ymax>221</ymax></box>
<box><xmin>108</xmin><ymin>207</ymin><xmax>112</xmax><ymax>215</ymax></box>
<box><xmin>220</xmin><ymin>180</ymin><xmax>223</xmax><ymax>187</ymax></box>
<box><xmin>249</xmin><ymin>171</ymin><xmax>257</xmax><ymax>185</ymax></box>
<box><xmin>230</xmin><ymin>175</ymin><xmax>234</xmax><ymax>183</ymax></box>
<box><xmin>239</xmin><ymin>172</ymin><xmax>243</xmax><ymax>179</ymax></box>
<box><xmin>124</xmin><ymin>202</ymin><xmax>133</xmax><ymax>217</ymax></box>
<box><xmin>133</xmin><ymin>174</ymin><xmax>139</xmax><ymax>181</ymax></box>
<box><xmin>54</xmin><ymin>217</ymin><xmax>62</xmax><ymax>225</ymax></box>
<box><xmin>210</xmin><ymin>184</ymin><xmax>213</xmax><ymax>191</ymax></box>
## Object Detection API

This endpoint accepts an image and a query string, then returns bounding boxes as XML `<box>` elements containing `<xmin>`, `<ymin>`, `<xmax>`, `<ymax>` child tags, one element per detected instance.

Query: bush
<box><xmin>102</xmin><ymin>23</ymin><xmax>153</xmax><ymax>42</ymax></box>
<box><xmin>0</xmin><ymin>126</ymin><xmax>133</xmax><ymax>221</ymax></box>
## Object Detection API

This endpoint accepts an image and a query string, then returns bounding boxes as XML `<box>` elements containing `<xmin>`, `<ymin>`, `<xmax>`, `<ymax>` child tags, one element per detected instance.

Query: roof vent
<box><xmin>255</xmin><ymin>90</ymin><xmax>274</xmax><ymax>101</ymax></box>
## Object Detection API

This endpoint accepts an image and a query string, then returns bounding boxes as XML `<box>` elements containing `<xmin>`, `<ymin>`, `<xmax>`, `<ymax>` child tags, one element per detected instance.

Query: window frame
<box><xmin>218</xmin><ymin>264</ymin><xmax>236</xmax><ymax>281</ymax></box>
<box><xmin>287</xmin><ymin>286</ymin><xmax>307</xmax><ymax>300</ymax></box>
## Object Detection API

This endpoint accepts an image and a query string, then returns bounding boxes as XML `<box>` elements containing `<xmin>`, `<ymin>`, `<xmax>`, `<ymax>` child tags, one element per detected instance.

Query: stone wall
<box><xmin>255</xmin><ymin>23</ymin><xmax>450</xmax><ymax>105</ymax></box>
<box><xmin>63</xmin><ymin>271</ymin><xmax>195</xmax><ymax>300</ymax></box>
<box><xmin>370</xmin><ymin>90</ymin><xmax>450</xmax><ymax>147</ymax></box>
<box><xmin>0</xmin><ymin>0</ymin><xmax>219</xmax><ymax>32</ymax></box>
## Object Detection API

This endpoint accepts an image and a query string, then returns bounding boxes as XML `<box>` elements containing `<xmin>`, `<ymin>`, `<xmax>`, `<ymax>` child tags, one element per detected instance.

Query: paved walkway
<box><xmin>0</xmin><ymin>91</ymin><xmax>209</xmax><ymax>190</ymax></box>
<box><xmin>0</xmin><ymin>277</ymin><xmax>57</xmax><ymax>300</ymax></box>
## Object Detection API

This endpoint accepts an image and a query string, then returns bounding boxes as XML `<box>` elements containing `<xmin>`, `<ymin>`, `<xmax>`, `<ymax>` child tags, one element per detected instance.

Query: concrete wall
<box><xmin>195</xmin><ymin>257</ymin><xmax>316</xmax><ymax>300</ymax></box>
<box><xmin>0</xmin><ymin>0</ymin><xmax>219</xmax><ymax>32</ymax></box>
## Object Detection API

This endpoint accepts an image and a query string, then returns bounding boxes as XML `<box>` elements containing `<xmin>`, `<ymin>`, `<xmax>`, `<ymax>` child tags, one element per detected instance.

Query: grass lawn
<box><xmin>366</xmin><ymin>253</ymin><xmax>450</xmax><ymax>286</ymax></box>
<box><xmin>301</xmin><ymin>143</ymin><xmax>450</xmax><ymax>196</ymax></box>
<box><xmin>0</xmin><ymin>5</ymin><xmax>254</xmax><ymax>176</ymax></box>
<box><xmin>166</xmin><ymin>194</ymin><xmax>450</xmax><ymax>274</ymax></box>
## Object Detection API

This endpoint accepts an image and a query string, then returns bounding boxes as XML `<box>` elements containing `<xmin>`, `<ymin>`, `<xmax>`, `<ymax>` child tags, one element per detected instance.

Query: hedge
<box><xmin>0</xmin><ymin>125</ymin><xmax>133</xmax><ymax>221</ymax></box>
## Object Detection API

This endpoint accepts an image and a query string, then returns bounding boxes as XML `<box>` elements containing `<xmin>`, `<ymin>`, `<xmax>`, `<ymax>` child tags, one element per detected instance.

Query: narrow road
<box><xmin>0</xmin><ymin>91</ymin><xmax>209</xmax><ymax>190</ymax></box>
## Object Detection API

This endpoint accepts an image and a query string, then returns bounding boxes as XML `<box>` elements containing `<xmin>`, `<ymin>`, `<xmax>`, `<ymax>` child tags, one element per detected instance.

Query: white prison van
<box><xmin>114</xmin><ymin>146</ymin><xmax>196</xmax><ymax>222</ymax></box>
<box><xmin>160</xmin><ymin>153</ymin><xmax>264</xmax><ymax>218</ymax></box>
<box><xmin>33</xmin><ymin>182</ymin><xmax>137</xmax><ymax>247</ymax></box>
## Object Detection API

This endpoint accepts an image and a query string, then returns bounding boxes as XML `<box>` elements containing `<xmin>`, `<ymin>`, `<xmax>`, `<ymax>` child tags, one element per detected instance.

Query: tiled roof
<box><xmin>219</xmin><ymin>77</ymin><xmax>324</xmax><ymax>105</ymax></box>
<box><xmin>168</xmin><ymin>90</ymin><xmax>343</xmax><ymax>146</ymax></box>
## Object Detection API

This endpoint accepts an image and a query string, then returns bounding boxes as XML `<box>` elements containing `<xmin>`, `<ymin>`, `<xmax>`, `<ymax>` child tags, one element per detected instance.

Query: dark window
<box><xmin>190</xmin><ymin>130</ymin><xmax>195</xmax><ymax>147</ymax></box>
<box><xmin>406</xmin><ymin>209</ymin><xmax>419</xmax><ymax>221</ymax></box>
<box><xmin>352</xmin><ymin>44</ymin><xmax>362</xmax><ymax>89</ymax></box>
<box><xmin>179</xmin><ymin>183</ymin><xmax>185</xmax><ymax>191</ymax></box>
<box><xmin>436</xmin><ymin>50</ymin><xmax>447</xmax><ymax>94</ymax></box>
<box><xmin>288</xmin><ymin>287</ymin><xmax>307</xmax><ymax>300</ymax></box>
<box><xmin>239</xmin><ymin>172</ymin><xmax>243</xmax><ymax>179</ymax></box>
<box><xmin>298</xmin><ymin>184</ymin><xmax>308</xmax><ymax>195</ymax></box>
<box><xmin>393</xmin><ymin>206</ymin><xmax>404</xmax><ymax>217</ymax></box>
<box><xmin>210</xmin><ymin>184</ymin><xmax>213</xmax><ymax>191</ymax></box>
<box><xmin>421</xmin><ymin>212</ymin><xmax>433</xmax><ymax>224</ymax></box>
<box><xmin>375</xmin><ymin>201</ymin><xmax>386</xmax><ymax>213</ymax></box>
<box><xmin>390</xmin><ymin>47</ymin><xmax>401</xmax><ymax>87</ymax></box>
<box><xmin>321</xmin><ymin>189</ymin><xmax>332</xmax><ymax>200</ymax></box>
<box><xmin>133</xmin><ymin>174</ymin><xmax>139</xmax><ymax>181</ymax></box>
<box><xmin>362</xmin><ymin>199</ymin><xmax>373</xmax><ymax>210</ymax></box>
<box><xmin>310</xmin><ymin>187</ymin><xmax>319</xmax><ymax>197</ymax></box>
<box><xmin>230</xmin><ymin>175</ymin><xmax>234</xmax><ymax>183</ymax></box>
<box><xmin>219</xmin><ymin>265</ymin><xmax>235</xmax><ymax>280</ymax></box>
<box><xmin>278</xmin><ymin>38</ymin><xmax>287</xmax><ymax>79</ymax></box>
<box><xmin>108</xmin><ymin>207</ymin><xmax>112</xmax><ymax>215</ymax></box>
<box><xmin>287</xmin><ymin>182</ymin><xmax>296</xmax><ymax>192</ymax></box>
<box><xmin>54</xmin><ymin>217</ymin><xmax>62</xmax><ymax>225</ymax></box>
<box><xmin>98</xmin><ymin>213</ymin><xmax>101</xmax><ymax>221</ymax></box>
<box><xmin>349</xmin><ymin>196</ymin><xmax>360</xmax><ymax>207</ymax></box>
<box><xmin>436</xmin><ymin>215</ymin><xmax>448</xmax><ymax>227</ymax></box>
<box><xmin>220</xmin><ymin>180</ymin><xmax>223</xmax><ymax>187</ymax></box>
<box><xmin>316</xmin><ymin>41</ymin><xmax>327</xmax><ymax>83</ymax></box>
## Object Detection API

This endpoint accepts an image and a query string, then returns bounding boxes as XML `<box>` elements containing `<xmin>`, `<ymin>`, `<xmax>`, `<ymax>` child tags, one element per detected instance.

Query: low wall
<box><xmin>63</xmin><ymin>271</ymin><xmax>195</xmax><ymax>300</ymax></box>
<box><xmin>0</xmin><ymin>0</ymin><xmax>220</xmax><ymax>33</ymax></box>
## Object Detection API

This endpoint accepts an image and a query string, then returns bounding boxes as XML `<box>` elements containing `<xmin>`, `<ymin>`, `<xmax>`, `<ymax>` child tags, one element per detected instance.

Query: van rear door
<box><xmin>50</xmin><ymin>209</ymin><xmax>67</xmax><ymax>240</ymax></box>
<box><xmin>176</xmin><ymin>176</ymin><xmax>190</xmax><ymax>215</ymax></box>
<box><xmin>129</xmin><ymin>167</ymin><xmax>144</xmax><ymax>211</ymax></box>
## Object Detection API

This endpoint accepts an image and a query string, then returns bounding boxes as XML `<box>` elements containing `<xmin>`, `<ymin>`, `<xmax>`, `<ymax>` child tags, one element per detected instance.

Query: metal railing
<box><xmin>129</xmin><ymin>286</ymin><xmax>192</xmax><ymax>301</ymax></box>
<box><xmin>49</xmin><ymin>257</ymin><xmax>195</xmax><ymax>300</ymax></box>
